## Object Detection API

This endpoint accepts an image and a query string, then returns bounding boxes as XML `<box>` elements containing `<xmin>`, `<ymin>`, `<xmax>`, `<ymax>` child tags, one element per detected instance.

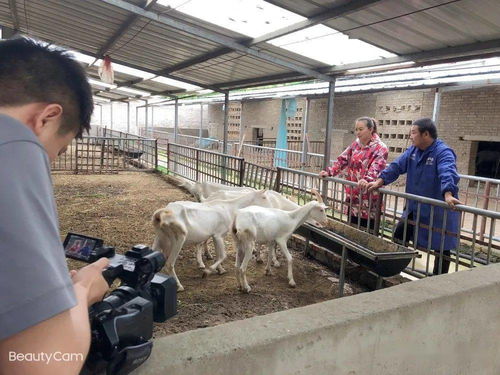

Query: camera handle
<box><xmin>102</xmin><ymin>264</ymin><xmax>124</xmax><ymax>286</ymax></box>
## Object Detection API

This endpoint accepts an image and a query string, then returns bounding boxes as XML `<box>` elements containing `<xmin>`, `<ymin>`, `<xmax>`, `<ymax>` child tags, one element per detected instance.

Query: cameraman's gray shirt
<box><xmin>0</xmin><ymin>114</ymin><xmax>76</xmax><ymax>340</ymax></box>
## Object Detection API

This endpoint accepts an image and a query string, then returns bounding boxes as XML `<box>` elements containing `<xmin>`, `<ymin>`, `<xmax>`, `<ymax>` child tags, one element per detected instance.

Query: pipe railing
<box><xmin>276</xmin><ymin>167</ymin><xmax>499</xmax><ymax>276</ymax></box>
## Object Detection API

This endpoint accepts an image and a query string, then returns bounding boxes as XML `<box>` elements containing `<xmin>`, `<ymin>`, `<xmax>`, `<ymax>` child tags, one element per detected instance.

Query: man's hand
<box><xmin>70</xmin><ymin>257</ymin><xmax>110</xmax><ymax>305</ymax></box>
<box><xmin>444</xmin><ymin>192</ymin><xmax>463</xmax><ymax>209</ymax></box>
<box><xmin>367</xmin><ymin>178</ymin><xmax>384</xmax><ymax>192</ymax></box>
<box><xmin>319</xmin><ymin>170</ymin><xmax>329</xmax><ymax>178</ymax></box>
<box><xmin>358</xmin><ymin>179</ymin><xmax>369</xmax><ymax>192</ymax></box>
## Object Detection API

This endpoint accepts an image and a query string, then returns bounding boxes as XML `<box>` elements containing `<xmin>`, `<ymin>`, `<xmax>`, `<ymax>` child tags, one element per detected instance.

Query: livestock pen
<box><xmin>52</xmin><ymin>131</ymin><xmax>499</xmax><ymax>337</ymax></box>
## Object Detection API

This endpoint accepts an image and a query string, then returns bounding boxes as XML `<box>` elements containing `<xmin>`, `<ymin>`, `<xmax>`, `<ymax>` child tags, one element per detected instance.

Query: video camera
<box><xmin>64</xmin><ymin>233</ymin><xmax>177</xmax><ymax>375</ymax></box>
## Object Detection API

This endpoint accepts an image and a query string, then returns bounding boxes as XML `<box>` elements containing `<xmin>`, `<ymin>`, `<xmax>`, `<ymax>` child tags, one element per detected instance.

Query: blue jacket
<box><xmin>379</xmin><ymin>139</ymin><xmax>460</xmax><ymax>251</ymax></box>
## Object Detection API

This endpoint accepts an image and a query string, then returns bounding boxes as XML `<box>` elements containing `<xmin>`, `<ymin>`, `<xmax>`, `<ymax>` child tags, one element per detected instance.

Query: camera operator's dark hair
<box><xmin>0</xmin><ymin>37</ymin><xmax>93</xmax><ymax>138</ymax></box>
<box><xmin>356</xmin><ymin>116</ymin><xmax>378</xmax><ymax>134</ymax></box>
<box><xmin>412</xmin><ymin>118</ymin><xmax>438</xmax><ymax>139</ymax></box>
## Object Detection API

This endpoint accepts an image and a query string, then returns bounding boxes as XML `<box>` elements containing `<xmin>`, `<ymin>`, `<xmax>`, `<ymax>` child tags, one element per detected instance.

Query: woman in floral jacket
<box><xmin>319</xmin><ymin>117</ymin><xmax>388</xmax><ymax>229</ymax></box>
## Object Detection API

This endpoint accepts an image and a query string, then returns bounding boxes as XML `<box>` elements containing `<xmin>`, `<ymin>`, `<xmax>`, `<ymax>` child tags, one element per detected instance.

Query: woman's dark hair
<box><xmin>356</xmin><ymin>116</ymin><xmax>378</xmax><ymax>134</ymax></box>
<box><xmin>412</xmin><ymin>118</ymin><xmax>438</xmax><ymax>139</ymax></box>
<box><xmin>0</xmin><ymin>37</ymin><xmax>93</xmax><ymax>138</ymax></box>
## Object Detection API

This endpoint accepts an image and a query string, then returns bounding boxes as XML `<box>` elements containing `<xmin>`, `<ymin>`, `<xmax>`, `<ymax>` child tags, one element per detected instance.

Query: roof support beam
<box><xmin>99</xmin><ymin>0</ymin><xmax>333</xmax><ymax>82</ymax></box>
<box><xmin>213</xmin><ymin>38</ymin><xmax>500</xmax><ymax>89</ymax></box>
<box><xmin>8</xmin><ymin>0</ymin><xmax>20</xmax><ymax>31</ymax></box>
<box><xmin>82</xmin><ymin>49</ymin><xmax>226</xmax><ymax>93</ymax></box>
<box><xmin>96</xmin><ymin>0</ymin><xmax>157</xmax><ymax>58</ymax></box>
<box><xmin>160</xmin><ymin>47</ymin><xmax>234</xmax><ymax>75</ymax></box>
<box><xmin>251</xmin><ymin>0</ymin><xmax>383</xmax><ymax>45</ymax></box>
<box><xmin>326</xmin><ymin>38</ymin><xmax>500</xmax><ymax>74</ymax></box>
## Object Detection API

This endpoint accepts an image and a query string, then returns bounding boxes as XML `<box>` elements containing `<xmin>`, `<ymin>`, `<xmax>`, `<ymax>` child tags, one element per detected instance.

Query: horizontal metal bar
<box><xmin>279</xmin><ymin>167</ymin><xmax>500</xmax><ymax>220</ymax></box>
<box><xmin>251</xmin><ymin>0</ymin><xmax>383</xmax><ymax>45</ymax></box>
<box><xmin>99</xmin><ymin>0</ymin><xmax>334</xmax><ymax>82</ymax></box>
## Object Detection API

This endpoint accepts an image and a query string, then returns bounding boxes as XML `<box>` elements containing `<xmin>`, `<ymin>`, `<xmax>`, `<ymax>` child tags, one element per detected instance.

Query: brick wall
<box><xmin>188</xmin><ymin>86</ymin><xmax>500</xmax><ymax>175</ymax></box>
<box><xmin>439</xmin><ymin>86</ymin><xmax>500</xmax><ymax>174</ymax></box>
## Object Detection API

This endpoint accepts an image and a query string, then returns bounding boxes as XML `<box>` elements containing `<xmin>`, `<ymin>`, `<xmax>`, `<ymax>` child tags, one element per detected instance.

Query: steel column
<box><xmin>174</xmin><ymin>98</ymin><xmax>179</xmax><ymax>144</ymax></box>
<box><xmin>223</xmin><ymin>92</ymin><xmax>229</xmax><ymax>154</ymax></box>
<box><xmin>199</xmin><ymin>103</ymin><xmax>203</xmax><ymax>144</ymax></box>
<box><xmin>126</xmin><ymin>101</ymin><xmax>130</xmax><ymax>133</ymax></box>
<box><xmin>322</xmin><ymin>80</ymin><xmax>336</xmax><ymax>202</ymax></box>
<box><xmin>432</xmin><ymin>88</ymin><xmax>442</xmax><ymax>124</ymax></box>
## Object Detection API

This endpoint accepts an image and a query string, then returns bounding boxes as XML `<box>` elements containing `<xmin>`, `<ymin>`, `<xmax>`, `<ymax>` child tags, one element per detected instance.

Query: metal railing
<box><xmin>161</xmin><ymin>143</ymin><xmax>499</xmax><ymax>278</ymax></box>
<box><xmin>242</xmin><ymin>162</ymin><xmax>277</xmax><ymax>190</ymax></box>
<box><xmin>234</xmin><ymin>143</ymin><xmax>325</xmax><ymax>170</ymax></box>
<box><xmin>245</xmin><ymin>139</ymin><xmax>325</xmax><ymax>154</ymax></box>
<box><xmin>276</xmin><ymin>167</ymin><xmax>500</xmax><ymax>277</ymax></box>
<box><xmin>141</xmin><ymin>129</ymin><xmax>239</xmax><ymax>154</ymax></box>
<box><xmin>167</xmin><ymin>143</ymin><xmax>244</xmax><ymax>186</ymax></box>
<box><xmin>51</xmin><ymin>136</ymin><xmax>157</xmax><ymax>173</ymax></box>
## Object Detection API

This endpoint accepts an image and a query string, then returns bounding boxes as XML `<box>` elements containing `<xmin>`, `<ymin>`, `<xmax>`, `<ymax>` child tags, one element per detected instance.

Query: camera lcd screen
<box><xmin>64</xmin><ymin>233</ymin><xmax>101</xmax><ymax>261</ymax></box>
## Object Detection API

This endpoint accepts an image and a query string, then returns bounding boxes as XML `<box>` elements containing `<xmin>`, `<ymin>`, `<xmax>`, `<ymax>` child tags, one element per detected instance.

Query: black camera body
<box><xmin>64</xmin><ymin>233</ymin><xmax>177</xmax><ymax>375</ymax></box>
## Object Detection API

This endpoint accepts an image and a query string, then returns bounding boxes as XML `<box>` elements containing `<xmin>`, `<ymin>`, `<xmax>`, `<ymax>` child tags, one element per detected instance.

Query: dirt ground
<box><xmin>53</xmin><ymin>171</ymin><xmax>367</xmax><ymax>338</ymax></box>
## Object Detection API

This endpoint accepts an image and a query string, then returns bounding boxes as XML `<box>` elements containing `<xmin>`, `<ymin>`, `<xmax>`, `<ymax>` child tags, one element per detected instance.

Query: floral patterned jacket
<box><xmin>326</xmin><ymin>133</ymin><xmax>388</xmax><ymax>219</ymax></box>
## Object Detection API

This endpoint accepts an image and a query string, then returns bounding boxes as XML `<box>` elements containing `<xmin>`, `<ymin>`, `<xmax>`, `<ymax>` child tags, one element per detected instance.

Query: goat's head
<box><xmin>250</xmin><ymin>189</ymin><xmax>272</xmax><ymax>208</ymax></box>
<box><xmin>151</xmin><ymin>208</ymin><xmax>185</xmax><ymax>253</ymax></box>
<box><xmin>309</xmin><ymin>189</ymin><xmax>328</xmax><ymax>226</ymax></box>
<box><xmin>152</xmin><ymin>208</ymin><xmax>171</xmax><ymax>230</ymax></box>
<box><xmin>308</xmin><ymin>201</ymin><xmax>329</xmax><ymax>226</ymax></box>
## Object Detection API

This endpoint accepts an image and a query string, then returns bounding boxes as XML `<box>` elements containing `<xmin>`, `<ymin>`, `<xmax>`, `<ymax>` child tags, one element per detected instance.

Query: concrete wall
<box><xmin>139</xmin><ymin>264</ymin><xmax>500</xmax><ymax>375</ymax></box>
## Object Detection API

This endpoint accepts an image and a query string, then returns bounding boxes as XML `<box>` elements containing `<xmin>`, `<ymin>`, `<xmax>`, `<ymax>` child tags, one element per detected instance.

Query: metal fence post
<box><xmin>74</xmin><ymin>139</ymin><xmax>79</xmax><ymax>174</ymax></box>
<box><xmin>373</xmin><ymin>192</ymin><xmax>383</xmax><ymax>237</ymax></box>
<box><xmin>195</xmin><ymin>148</ymin><xmax>200</xmax><ymax>181</ymax></box>
<box><xmin>274</xmin><ymin>167</ymin><xmax>281</xmax><ymax>192</ymax></box>
<box><xmin>154</xmin><ymin>139</ymin><xmax>158</xmax><ymax>171</ymax></box>
<box><xmin>167</xmin><ymin>141</ymin><xmax>170</xmax><ymax>172</ymax></box>
<box><xmin>239</xmin><ymin>159</ymin><xmax>245</xmax><ymax>187</ymax></box>
<box><xmin>479</xmin><ymin>181</ymin><xmax>491</xmax><ymax>241</ymax></box>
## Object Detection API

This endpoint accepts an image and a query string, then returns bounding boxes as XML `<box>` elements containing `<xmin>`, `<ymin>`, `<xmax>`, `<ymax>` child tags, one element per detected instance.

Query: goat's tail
<box><xmin>232</xmin><ymin>221</ymin><xmax>255</xmax><ymax>242</ymax></box>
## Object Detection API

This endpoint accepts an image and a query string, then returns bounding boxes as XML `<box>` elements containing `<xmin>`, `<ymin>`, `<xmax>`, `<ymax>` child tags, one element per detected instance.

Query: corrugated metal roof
<box><xmin>1</xmin><ymin>0</ymin><xmax>500</xmax><ymax>96</ymax></box>
<box><xmin>266</xmin><ymin>0</ymin><xmax>500</xmax><ymax>55</ymax></box>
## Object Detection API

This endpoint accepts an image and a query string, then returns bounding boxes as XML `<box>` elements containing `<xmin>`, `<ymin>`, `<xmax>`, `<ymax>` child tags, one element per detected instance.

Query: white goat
<box><xmin>175</xmin><ymin>178</ymin><xmax>255</xmax><ymax>201</ymax></box>
<box><xmin>172</xmin><ymin>177</ymin><xmax>256</xmax><ymax>263</ymax></box>
<box><xmin>232</xmin><ymin>192</ymin><xmax>328</xmax><ymax>293</ymax></box>
<box><xmin>203</xmin><ymin>189</ymin><xmax>322</xmax><ymax>267</ymax></box>
<box><xmin>152</xmin><ymin>190</ymin><xmax>269</xmax><ymax>291</ymax></box>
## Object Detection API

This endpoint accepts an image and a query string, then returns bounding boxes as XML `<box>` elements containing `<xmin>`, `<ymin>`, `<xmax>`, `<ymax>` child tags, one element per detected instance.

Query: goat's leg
<box><xmin>204</xmin><ymin>239</ymin><xmax>214</xmax><ymax>260</ymax></box>
<box><xmin>239</xmin><ymin>240</ymin><xmax>254</xmax><ymax>293</ymax></box>
<box><xmin>235</xmin><ymin>241</ymin><xmax>244</xmax><ymax>290</ymax></box>
<box><xmin>270</xmin><ymin>243</ymin><xmax>280</xmax><ymax>267</ymax></box>
<box><xmin>196</xmin><ymin>242</ymin><xmax>206</xmax><ymax>269</ymax></box>
<box><xmin>165</xmin><ymin>237</ymin><xmax>186</xmax><ymax>292</ymax></box>
<box><xmin>254</xmin><ymin>244</ymin><xmax>264</xmax><ymax>264</ymax></box>
<box><xmin>203</xmin><ymin>235</ymin><xmax>226</xmax><ymax>276</ymax></box>
<box><xmin>265</xmin><ymin>242</ymin><xmax>275</xmax><ymax>276</ymax></box>
<box><xmin>276</xmin><ymin>239</ymin><xmax>296</xmax><ymax>288</ymax></box>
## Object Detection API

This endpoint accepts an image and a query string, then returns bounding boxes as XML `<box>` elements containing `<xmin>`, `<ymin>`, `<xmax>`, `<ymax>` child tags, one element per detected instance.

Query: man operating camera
<box><xmin>0</xmin><ymin>38</ymin><xmax>109</xmax><ymax>374</ymax></box>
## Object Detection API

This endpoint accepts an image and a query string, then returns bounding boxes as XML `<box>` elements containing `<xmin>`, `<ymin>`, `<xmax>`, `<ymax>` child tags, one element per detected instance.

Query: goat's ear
<box><xmin>152</xmin><ymin>210</ymin><xmax>162</xmax><ymax>226</ymax></box>
<box><xmin>311</xmin><ymin>189</ymin><xmax>324</xmax><ymax>203</ymax></box>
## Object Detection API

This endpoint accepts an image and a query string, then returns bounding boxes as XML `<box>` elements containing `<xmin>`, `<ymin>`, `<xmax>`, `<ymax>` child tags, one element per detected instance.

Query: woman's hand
<box><xmin>358</xmin><ymin>179</ymin><xmax>369</xmax><ymax>192</ymax></box>
<box><xmin>319</xmin><ymin>170</ymin><xmax>329</xmax><ymax>178</ymax></box>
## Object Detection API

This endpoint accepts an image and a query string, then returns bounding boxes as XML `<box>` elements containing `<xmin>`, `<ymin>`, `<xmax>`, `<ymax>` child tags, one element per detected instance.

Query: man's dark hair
<box><xmin>412</xmin><ymin>117</ymin><xmax>438</xmax><ymax>139</ymax></box>
<box><xmin>0</xmin><ymin>37</ymin><xmax>93</xmax><ymax>138</ymax></box>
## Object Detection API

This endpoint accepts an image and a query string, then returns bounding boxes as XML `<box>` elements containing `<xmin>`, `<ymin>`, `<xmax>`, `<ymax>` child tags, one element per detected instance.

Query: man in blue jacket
<box><xmin>365</xmin><ymin>118</ymin><xmax>462</xmax><ymax>275</ymax></box>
